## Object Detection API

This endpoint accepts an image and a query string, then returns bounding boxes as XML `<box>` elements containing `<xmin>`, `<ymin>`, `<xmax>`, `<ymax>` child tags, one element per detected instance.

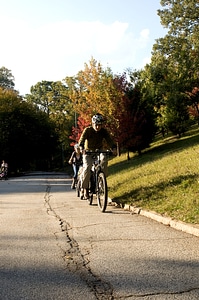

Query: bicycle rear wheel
<box><xmin>96</xmin><ymin>172</ymin><xmax>108</xmax><ymax>212</ymax></box>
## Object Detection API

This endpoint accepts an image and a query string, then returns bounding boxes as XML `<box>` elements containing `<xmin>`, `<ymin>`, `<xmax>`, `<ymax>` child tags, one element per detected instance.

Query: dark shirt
<box><xmin>79</xmin><ymin>126</ymin><xmax>114</xmax><ymax>151</ymax></box>
<box><xmin>69</xmin><ymin>151</ymin><xmax>83</xmax><ymax>166</ymax></box>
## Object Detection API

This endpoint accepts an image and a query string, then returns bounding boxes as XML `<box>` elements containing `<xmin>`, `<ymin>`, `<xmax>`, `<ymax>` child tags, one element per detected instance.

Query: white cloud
<box><xmin>0</xmin><ymin>17</ymin><xmax>151</xmax><ymax>95</ymax></box>
<box><xmin>139</xmin><ymin>29</ymin><xmax>150</xmax><ymax>47</ymax></box>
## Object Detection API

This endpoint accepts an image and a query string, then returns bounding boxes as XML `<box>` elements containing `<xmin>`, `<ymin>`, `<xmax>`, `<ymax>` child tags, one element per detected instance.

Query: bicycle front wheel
<box><xmin>96</xmin><ymin>172</ymin><xmax>108</xmax><ymax>212</ymax></box>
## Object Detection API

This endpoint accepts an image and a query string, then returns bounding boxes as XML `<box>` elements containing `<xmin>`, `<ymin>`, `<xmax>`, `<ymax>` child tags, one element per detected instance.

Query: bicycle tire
<box><xmin>96</xmin><ymin>172</ymin><xmax>108</xmax><ymax>212</ymax></box>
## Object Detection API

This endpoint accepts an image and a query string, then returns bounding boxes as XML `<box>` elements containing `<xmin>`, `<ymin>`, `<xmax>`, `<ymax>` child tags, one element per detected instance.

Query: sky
<box><xmin>0</xmin><ymin>0</ymin><xmax>167</xmax><ymax>96</ymax></box>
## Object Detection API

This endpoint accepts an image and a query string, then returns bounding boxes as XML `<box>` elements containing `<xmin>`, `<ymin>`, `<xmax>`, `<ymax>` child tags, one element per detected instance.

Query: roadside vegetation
<box><xmin>108</xmin><ymin>125</ymin><xmax>199</xmax><ymax>225</ymax></box>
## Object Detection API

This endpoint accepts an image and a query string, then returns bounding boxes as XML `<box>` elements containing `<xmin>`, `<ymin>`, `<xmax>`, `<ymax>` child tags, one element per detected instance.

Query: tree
<box><xmin>155</xmin><ymin>0</ymin><xmax>199</xmax><ymax>91</ymax></box>
<box><xmin>26</xmin><ymin>80</ymin><xmax>60</xmax><ymax>115</ymax></box>
<box><xmin>140</xmin><ymin>56</ymin><xmax>169</xmax><ymax>136</ymax></box>
<box><xmin>25</xmin><ymin>80</ymin><xmax>74</xmax><ymax>148</ymax></box>
<box><xmin>122</xmin><ymin>73</ymin><xmax>156</xmax><ymax>155</ymax></box>
<box><xmin>142</xmin><ymin>0</ymin><xmax>199</xmax><ymax>135</ymax></box>
<box><xmin>0</xmin><ymin>87</ymin><xmax>58</xmax><ymax>172</ymax></box>
<box><xmin>0</xmin><ymin>66</ymin><xmax>15</xmax><ymax>90</ymax></box>
<box><xmin>186</xmin><ymin>86</ymin><xmax>199</xmax><ymax>124</ymax></box>
<box><xmin>64</xmin><ymin>57</ymin><xmax>124</xmax><ymax>124</ymax></box>
<box><xmin>64</xmin><ymin>58</ymin><xmax>125</xmax><ymax>154</ymax></box>
<box><xmin>166</xmin><ymin>91</ymin><xmax>190</xmax><ymax>137</ymax></box>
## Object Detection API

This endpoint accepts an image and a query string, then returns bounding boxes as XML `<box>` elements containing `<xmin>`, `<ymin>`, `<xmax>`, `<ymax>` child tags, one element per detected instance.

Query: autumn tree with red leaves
<box><xmin>69</xmin><ymin>115</ymin><xmax>90</xmax><ymax>146</ymax></box>
<box><xmin>187</xmin><ymin>87</ymin><xmax>199</xmax><ymax>124</ymax></box>
<box><xmin>108</xmin><ymin>74</ymin><xmax>156</xmax><ymax>156</ymax></box>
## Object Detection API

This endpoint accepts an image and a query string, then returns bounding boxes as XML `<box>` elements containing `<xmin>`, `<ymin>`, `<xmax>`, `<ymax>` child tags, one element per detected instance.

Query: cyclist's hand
<box><xmin>81</xmin><ymin>148</ymin><xmax>86</xmax><ymax>155</ymax></box>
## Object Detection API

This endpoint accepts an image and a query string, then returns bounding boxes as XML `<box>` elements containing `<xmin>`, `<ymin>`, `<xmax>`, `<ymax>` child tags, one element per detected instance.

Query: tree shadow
<box><xmin>0</xmin><ymin>174</ymin><xmax>72</xmax><ymax>195</ymax></box>
<box><xmin>111</xmin><ymin>173</ymin><xmax>198</xmax><ymax>205</ymax></box>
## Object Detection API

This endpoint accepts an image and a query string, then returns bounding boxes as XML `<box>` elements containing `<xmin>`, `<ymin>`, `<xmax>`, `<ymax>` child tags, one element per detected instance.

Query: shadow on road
<box><xmin>0</xmin><ymin>173</ymin><xmax>72</xmax><ymax>195</ymax></box>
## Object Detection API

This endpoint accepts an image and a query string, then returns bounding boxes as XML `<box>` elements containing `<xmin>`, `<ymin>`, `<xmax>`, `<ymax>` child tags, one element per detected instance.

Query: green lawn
<box><xmin>107</xmin><ymin>125</ymin><xmax>199</xmax><ymax>224</ymax></box>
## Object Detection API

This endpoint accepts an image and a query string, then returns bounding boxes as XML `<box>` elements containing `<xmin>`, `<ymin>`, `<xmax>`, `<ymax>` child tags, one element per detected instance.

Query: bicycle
<box><xmin>76</xmin><ymin>150</ymin><xmax>112</xmax><ymax>212</ymax></box>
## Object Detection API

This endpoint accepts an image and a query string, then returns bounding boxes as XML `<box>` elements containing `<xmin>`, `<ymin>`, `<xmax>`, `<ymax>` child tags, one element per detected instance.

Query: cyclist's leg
<box><xmin>100</xmin><ymin>153</ymin><xmax>108</xmax><ymax>177</ymax></box>
<box><xmin>81</xmin><ymin>154</ymin><xmax>93</xmax><ymax>198</ymax></box>
<box><xmin>76</xmin><ymin>166</ymin><xmax>83</xmax><ymax>197</ymax></box>
<box><xmin>71</xmin><ymin>164</ymin><xmax>76</xmax><ymax>189</ymax></box>
<box><xmin>72</xmin><ymin>164</ymin><xmax>80</xmax><ymax>189</ymax></box>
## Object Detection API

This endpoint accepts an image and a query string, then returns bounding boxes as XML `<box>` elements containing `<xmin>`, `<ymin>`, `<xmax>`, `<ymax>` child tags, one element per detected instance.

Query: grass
<box><xmin>107</xmin><ymin>125</ymin><xmax>199</xmax><ymax>224</ymax></box>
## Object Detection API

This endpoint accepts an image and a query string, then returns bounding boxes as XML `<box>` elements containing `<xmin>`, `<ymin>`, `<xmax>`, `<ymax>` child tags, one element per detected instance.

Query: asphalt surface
<box><xmin>122</xmin><ymin>204</ymin><xmax>199</xmax><ymax>238</ymax></box>
<box><xmin>0</xmin><ymin>173</ymin><xmax>199</xmax><ymax>300</ymax></box>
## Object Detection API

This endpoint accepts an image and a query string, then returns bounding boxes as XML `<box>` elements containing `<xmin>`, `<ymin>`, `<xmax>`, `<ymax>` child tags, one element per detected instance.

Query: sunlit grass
<box><xmin>107</xmin><ymin>125</ymin><xmax>199</xmax><ymax>224</ymax></box>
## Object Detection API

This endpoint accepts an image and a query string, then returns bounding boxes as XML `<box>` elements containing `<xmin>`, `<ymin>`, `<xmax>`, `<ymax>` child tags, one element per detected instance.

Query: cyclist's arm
<box><xmin>68</xmin><ymin>151</ymin><xmax>75</xmax><ymax>164</ymax></box>
<box><xmin>78</xmin><ymin>127</ymin><xmax>88</xmax><ymax>151</ymax></box>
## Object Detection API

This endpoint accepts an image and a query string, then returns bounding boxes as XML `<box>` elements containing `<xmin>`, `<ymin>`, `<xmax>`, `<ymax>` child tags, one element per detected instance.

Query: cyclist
<box><xmin>68</xmin><ymin>143</ymin><xmax>83</xmax><ymax>189</ymax></box>
<box><xmin>78</xmin><ymin>113</ymin><xmax>116</xmax><ymax>199</ymax></box>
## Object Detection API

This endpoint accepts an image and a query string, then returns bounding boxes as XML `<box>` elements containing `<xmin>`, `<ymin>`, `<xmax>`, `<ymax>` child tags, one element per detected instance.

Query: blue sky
<box><xmin>0</xmin><ymin>0</ymin><xmax>167</xmax><ymax>95</ymax></box>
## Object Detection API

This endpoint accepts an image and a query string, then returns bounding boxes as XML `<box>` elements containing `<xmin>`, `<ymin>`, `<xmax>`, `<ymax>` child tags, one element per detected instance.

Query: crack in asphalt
<box><xmin>44</xmin><ymin>185</ymin><xmax>114</xmax><ymax>300</ymax></box>
<box><xmin>44</xmin><ymin>185</ymin><xmax>199</xmax><ymax>300</ymax></box>
<box><xmin>118</xmin><ymin>287</ymin><xmax>199</xmax><ymax>299</ymax></box>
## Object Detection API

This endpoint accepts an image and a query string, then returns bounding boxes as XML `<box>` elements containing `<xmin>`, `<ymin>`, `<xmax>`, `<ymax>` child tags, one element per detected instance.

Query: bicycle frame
<box><xmin>77</xmin><ymin>150</ymin><xmax>111</xmax><ymax>212</ymax></box>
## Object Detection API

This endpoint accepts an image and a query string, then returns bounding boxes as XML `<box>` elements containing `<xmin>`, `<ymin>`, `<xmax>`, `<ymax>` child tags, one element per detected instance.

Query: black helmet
<box><xmin>92</xmin><ymin>113</ymin><xmax>104</xmax><ymax>124</ymax></box>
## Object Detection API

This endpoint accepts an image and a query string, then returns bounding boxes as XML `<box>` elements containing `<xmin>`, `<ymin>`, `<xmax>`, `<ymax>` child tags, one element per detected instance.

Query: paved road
<box><xmin>0</xmin><ymin>173</ymin><xmax>199</xmax><ymax>300</ymax></box>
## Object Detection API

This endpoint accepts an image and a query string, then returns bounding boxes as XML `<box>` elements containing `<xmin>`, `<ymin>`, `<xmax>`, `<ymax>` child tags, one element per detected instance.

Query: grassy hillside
<box><xmin>107</xmin><ymin>125</ymin><xmax>199</xmax><ymax>224</ymax></box>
